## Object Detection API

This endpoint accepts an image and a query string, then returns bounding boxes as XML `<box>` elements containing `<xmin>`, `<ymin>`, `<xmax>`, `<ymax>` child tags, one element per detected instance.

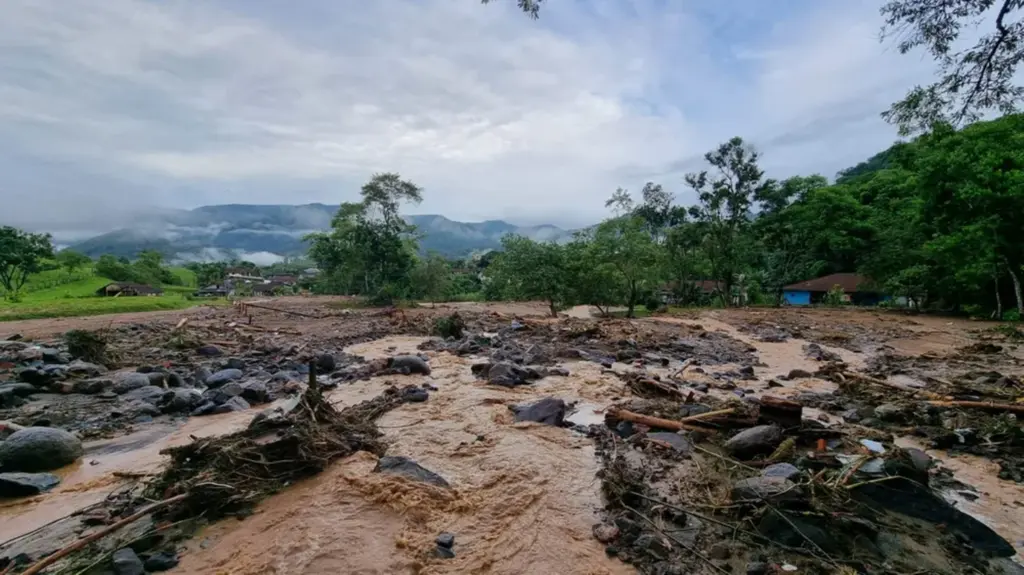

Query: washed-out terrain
<box><xmin>1</xmin><ymin>300</ymin><xmax>1023</xmax><ymax>574</ymax></box>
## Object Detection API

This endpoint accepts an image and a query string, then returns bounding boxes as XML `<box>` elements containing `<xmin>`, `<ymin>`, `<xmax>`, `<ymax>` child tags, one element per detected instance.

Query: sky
<box><xmin>0</xmin><ymin>0</ymin><xmax>939</xmax><ymax>240</ymax></box>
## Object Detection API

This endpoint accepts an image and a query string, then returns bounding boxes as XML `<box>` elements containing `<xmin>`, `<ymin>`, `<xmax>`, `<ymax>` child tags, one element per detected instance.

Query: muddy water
<box><xmin>173</xmin><ymin>337</ymin><xmax>633</xmax><ymax>575</ymax></box>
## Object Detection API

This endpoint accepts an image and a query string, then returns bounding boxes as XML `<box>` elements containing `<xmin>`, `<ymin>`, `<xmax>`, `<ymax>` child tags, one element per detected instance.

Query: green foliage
<box><xmin>55</xmin><ymin>250</ymin><xmax>92</xmax><ymax>280</ymax></box>
<box><xmin>186</xmin><ymin>262</ymin><xmax>227</xmax><ymax>287</ymax></box>
<box><xmin>411</xmin><ymin>253</ymin><xmax>452</xmax><ymax>305</ymax></box>
<box><xmin>824</xmin><ymin>285</ymin><xmax>846</xmax><ymax>307</ymax></box>
<box><xmin>432</xmin><ymin>313</ymin><xmax>466</xmax><ymax>339</ymax></box>
<box><xmin>64</xmin><ymin>329</ymin><xmax>112</xmax><ymax>365</ymax></box>
<box><xmin>486</xmin><ymin>235</ymin><xmax>568</xmax><ymax>316</ymax></box>
<box><xmin>590</xmin><ymin>216</ymin><xmax>661</xmax><ymax>318</ymax></box>
<box><xmin>0</xmin><ymin>226</ymin><xmax>54</xmax><ymax>299</ymax></box>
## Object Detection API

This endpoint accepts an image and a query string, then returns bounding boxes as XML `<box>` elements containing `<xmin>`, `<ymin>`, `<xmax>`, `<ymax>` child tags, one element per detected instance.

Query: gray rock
<box><xmin>0</xmin><ymin>383</ymin><xmax>38</xmax><ymax>397</ymax></box>
<box><xmin>904</xmin><ymin>447</ymin><xmax>932</xmax><ymax>472</ymax></box>
<box><xmin>112</xmin><ymin>372</ymin><xmax>151</xmax><ymax>394</ymax></box>
<box><xmin>124</xmin><ymin>385</ymin><xmax>165</xmax><ymax>405</ymax></box>
<box><xmin>190</xmin><ymin>401</ymin><xmax>217</xmax><ymax>416</ymax></box>
<box><xmin>746</xmin><ymin>562</ymin><xmax>769</xmax><ymax>575</ymax></box>
<box><xmin>66</xmin><ymin>360</ymin><xmax>107</xmax><ymax>377</ymax></box>
<box><xmin>435</xmin><ymin>532</ymin><xmax>455</xmax><ymax>548</ymax></box>
<box><xmin>389</xmin><ymin>355</ymin><xmax>431</xmax><ymax>375</ymax></box>
<box><xmin>112</xmin><ymin>548</ymin><xmax>145</xmax><ymax>575</ymax></box>
<box><xmin>0</xmin><ymin>388</ymin><xmax>27</xmax><ymax>408</ymax></box>
<box><xmin>434</xmin><ymin>546</ymin><xmax>456</xmax><ymax>559</ymax></box>
<box><xmin>0</xmin><ymin>427</ymin><xmax>83</xmax><ymax>472</ymax></box>
<box><xmin>193</xmin><ymin>366</ymin><xmax>213</xmax><ymax>384</ymax></box>
<box><xmin>39</xmin><ymin>348</ymin><xmax>66</xmax><ymax>364</ymax></box>
<box><xmin>146</xmin><ymin>372</ymin><xmax>166</xmax><ymax>386</ymax></box>
<box><xmin>487</xmin><ymin>362</ymin><xmax>535</xmax><ymax>387</ymax></box>
<box><xmin>315</xmin><ymin>354</ymin><xmax>336</xmax><ymax>372</ymax></box>
<box><xmin>707</xmin><ymin>542</ymin><xmax>731</xmax><ymax>560</ymax></box>
<box><xmin>160</xmin><ymin>388</ymin><xmax>203</xmax><ymax>413</ymax></box>
<box><xmin>374</xmin><ymin>456</ymin><xmax>449</xmax><ymax>487</ymax></box>
<box><xmin>17</xmin><ymin>368</ymin><xmax>51</xmax><ymax>387</ymax></box>
<box><xmin>761</xmin><ymin>463</ymin><xmax>800</xmax><ymax>480</ymax></box>
<box><xmin>787</xmin><ymin>369</ymin><xmax>812</xmax><ymax>379</ymax></box>
<box><xmin>634</xmin><ymin>532</ymin><xmax>672</xmax><ymax>559</ymax></box>
<box><xmin>196</xmin><ymin>345</ymin><xmax>223</xmax><ymax>357</ymax></box>
<box><xmin>240</xmin><ymin>381</ymin><xmax>270</xmax><ymax>404</ymax></box>
<box><xmin>203</xmin><ymin>382</ymin><xmax>243</xmax><ymax>405</ymax></box>
<box><xmin>873</xmin><ymin>403</ymin><xmax>906</xmax><ymax>422</ymax></box>
<box><xmin>732</xmin><ymin>476</ymin><xmax>802</xmax><ymax>502</ymax></box>
<box><xmin>72</xmin><ymin>378</ymin><xmax>113</xmax><ymax>394</ymax></box>
<box><xmin>0</xmin><ymin>472</ymin><xmax>61</xmax><ymax>497</ymax></box>
<box><xmin>205</xmin><ymin>369</ymin><xmax>243</xmax><ymax>388</ymax></box>
<box><xmin>123</xmin><ymin>400</ymin><xmax>160</xmax><ymax>417</ymax></box>
<box><xmin>166</xmin><ymin>372</ymin><xmax>184</xmax><ymax>388</ymax></box>
<box><xmin>723</xmin><ymin>425</ymin><xmax>782</xmax><ymax>458</ymax></box>
<box><xmin>270</xmin><ymin>370</ymin><xmax>300</xmax><ymax>382</ymax></box>
<box><xmin>212</xmin><ymin>396</ymin><xmax>250</xmax><ymax>414</ymax></box>
<box><xmin>647</xmin><ymin>432</ymin><xmax>693</xmax><ymax>455</ymax></box>
<box><xmin>402</xmin><ymin>387</ymin><xmax>429</xmax><ymax>402</ymax></box>
<box><xmin>840</xmin><ymin>409</ymin><xmax>862</xmax><ymax>423</ymax></box>
<box><xmin>695</xmin><ymin>384</ymin><xmax>709</xmax><ymax>393</ymax></box>
<box><xmin>17</xmin><ymin>347</ymin><xmax>43</xmax><ymax>362</ymax></box>
<box><xmin>510</xmin><ymin>398</ymin><xmax>566</xmax><ymax>426</ymax></box>
<box><xmin>143</xmin><ymin>551</ymin><xmax>179</xmax><ymax>572</ymax></box>
<box><xmin>225</xmin><ymin>357</ymin><xmax>246</xmax><ymax>370</ymax></box>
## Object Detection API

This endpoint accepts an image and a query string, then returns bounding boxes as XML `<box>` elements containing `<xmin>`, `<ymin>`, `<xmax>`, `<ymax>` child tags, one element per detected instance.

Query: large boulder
<box><xmin>124</xmin><ymin>385</ymin><xmax>166</xmax><ymax>405</ymax></box>
<box><xmin>510</xmin><ymin>398</ymin><xmax>567</xmax><ymax>426</ymax></box>
<box><xmin>66</xmin><ymin>360</ymin><xmax>107</xmax><ymax>377</ymax></box>
<box><xmin>486</xmin><ymin>362</ymin><xmax>539</xmax><ymax>387</ymax></box>
<box><xmin>203</xmin><ymin>382</ymin><xmax>243</xmax><ymax>405</ymax></box>
<box><xmin>159</xmin><ymin>388</ymin><xmax>203</xmax><ymax>413</ymax></box>
<box><xmin>375</xmin><ymin>456</ymin><xmax>449</xmax><ymax>487</ymax></box>
<box><xmin>388</xmin><ymin>355</ymin><xmax>431</xmax><ymax>376</ymax></box>
<box><xmin>0</xmin><ymin>427</ymin><xmax>83</xmax><ymax>472</ymax></box>
<box><xmin>0</xmin><ymin>472</ymin><xmax>61</xmax><ymax>497</ymax></box>
<box><xmin>240</xmin><ymin>381</ymin><xmax>270</xmax><ymax>404</ymax></box>
<box><xmin>212</xmin><ymin>396</ymin><xmax>250</xmax><ymax>414</ymax></box>
<box><xmin>112</xmin><ymin>373</ymin><xmax>151</xmax><ymax>395</ymax></box>
<box><xmin>0</xmin><ymin>382</ymin><xmax>38</xmax><ymax>398</ymax></box>
<box><xmin>204</xmin><ymin>369</ymin><xmax>243</xmax><ymax>388</ymax></box>
<box><xmin>72</xmin><ymin>378</ymin><xmax>113</xmax><ymax>395</ymax></box>
<box><xmin>723</xmin><ymin>425</ymin><xmax>783</xmax><ymax>458</ymax></box>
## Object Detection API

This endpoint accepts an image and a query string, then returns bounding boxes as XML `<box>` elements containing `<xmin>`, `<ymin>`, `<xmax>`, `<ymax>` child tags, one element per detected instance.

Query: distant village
<box><xmin>193</xmin><ymin>266</ymin><xmax>321</xmax><ymax>298</ymax></box>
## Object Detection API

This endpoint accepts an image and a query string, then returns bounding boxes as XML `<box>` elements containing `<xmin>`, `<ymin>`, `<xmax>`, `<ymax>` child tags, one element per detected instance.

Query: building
<box><xmin>95</xmin><ymin>283</ymin><xmax>163</xmax><ymax>297</ymax></box>
<box><xmin>782</xmin><ymin>273</ymin><xmax>882</xmax><ymax>306</ymax></box>
<box><xmin>194</xmin><ymin>286</ymin><xmax>229</xmax><ymax>298</ymax></box>
<box><xmin>252</xmin><ymin>282</ymin><xmax>291</xmax><ymax>296</ymax></box>
<box><xmin>267</xmin><ymin>274</ymin><xmax>297</xmax><ymax>285</ymax></box>
<box><xmin>658</xmin><ymin>280</ymin><xmax>720</xmax><ymax>304</ymax></box>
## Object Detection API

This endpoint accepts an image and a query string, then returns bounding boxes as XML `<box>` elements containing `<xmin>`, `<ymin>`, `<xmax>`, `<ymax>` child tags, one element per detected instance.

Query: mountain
<box><xmin>68</xmin><ymin>204</ymin><xmax>572</xmax><ymax>262</ymax></box>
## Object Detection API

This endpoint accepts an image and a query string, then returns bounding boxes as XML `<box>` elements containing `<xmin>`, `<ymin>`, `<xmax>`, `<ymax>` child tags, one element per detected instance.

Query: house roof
<box><xmin>783</xmin><ymin>273</ymin><xmax>872</xmax><ymax>293</ymax></box>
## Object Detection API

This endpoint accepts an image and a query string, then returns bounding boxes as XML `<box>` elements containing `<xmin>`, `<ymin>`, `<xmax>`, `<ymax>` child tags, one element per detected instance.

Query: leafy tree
<box><xmin>187</xmin><ymin>262</ymin><xmax>228</xmax><ymax>287</ymax></box>
<box><xmin>684</xmin><ymin>137</ymin><xmax>764</xmax><ymax>305</ymax></box>
<box><xmin>0</xmin><ymin>227</ymin><xmax>54</xmax><ymax>299</ymax></box>
<box><xmin>95</xmin><ymin>254</ymin><xmax>136</xmax><ymax>282</ymax></box>
<box><xmin>480</xmin><ymin>0</ymin><xmax>543</xmax><ymax>18</ymax></box>
<box><xmin>412</xmin><ymin>253</ymin><xmax>452</xmax><ymax>306</ymax></box>
<box><xmin>55</xmin><ymin>249</ymin><xmax>92</xmax><ymax>280</ymax></box>
<box><xmin>564</xmin><ymin>230</ymin><xmax>621</xmax><ymax>315</ymax></box>
<box><xmin>881</xmin><ymin>0</ymin><xmax>1024</xmax><ymax>133</ymax></box>
<box><xmin>134</xmin><ymin>250</ymin><xmax>175</xmax><ymax>285</ymax></box>
<box><xmin>591</xmin><ymin>216</ymin><xmax>661</xmax><ymax>318</ymax></box>
<box><xmin>487</xmin><ymin>235</ymin><xmax>568</xmax><ymax>316</ymax></box>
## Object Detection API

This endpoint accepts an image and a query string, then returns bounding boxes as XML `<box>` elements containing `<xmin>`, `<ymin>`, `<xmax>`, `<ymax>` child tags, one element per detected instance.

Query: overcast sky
<box><xmin>0</xmin><ymin>0</ymin><xmax>937</xmax><ymax>237</ymax></box>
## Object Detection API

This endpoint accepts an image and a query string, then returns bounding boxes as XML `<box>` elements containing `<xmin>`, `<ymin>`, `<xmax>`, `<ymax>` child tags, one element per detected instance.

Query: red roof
<box><xmin>783</xmin><ymin>273</ymin><xmax>872</xmax><ymax>293</ymax></box>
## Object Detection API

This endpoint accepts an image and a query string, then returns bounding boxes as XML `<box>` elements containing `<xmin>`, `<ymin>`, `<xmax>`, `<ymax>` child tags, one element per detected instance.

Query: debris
<box><xmin>374</xmin><ymin>455</ymin><xmax>450</xmax><ymax>488</ymax></box>
<box><xmin>757</xmin><ymin>396</ymin><xmax>803</xmax><ymax>428</ymax></box>
<box><xmin>510</xmin><ymin>398</ymin><xmax>567</xmax><ymax>426</ymax></box>
<box><xmin>731</xmin><ymin>476</ymin><xmax>802</xmax><ymax>502</ymax></box>
<box><xmin>606</xmin><ymin>408</ymin><xmax>719</xmax><ymax>433</ymax></box>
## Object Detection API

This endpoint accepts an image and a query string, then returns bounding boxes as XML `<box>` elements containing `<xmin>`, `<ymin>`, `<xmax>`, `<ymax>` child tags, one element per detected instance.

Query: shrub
<box><xmin>432</xmin><ymin>313</ymin><xmax>465</xmax><ymax>339</ymax></box>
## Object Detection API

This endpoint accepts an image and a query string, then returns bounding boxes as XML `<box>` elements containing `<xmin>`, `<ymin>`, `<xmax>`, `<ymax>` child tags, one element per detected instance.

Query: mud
<box><xmin>1</xmin><ymin>302</ymin><xmax>1023</xmax><ymax>574</ymax></box>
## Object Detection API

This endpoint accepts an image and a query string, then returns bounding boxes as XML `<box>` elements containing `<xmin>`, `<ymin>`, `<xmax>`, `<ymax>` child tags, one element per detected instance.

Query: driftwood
<box><xmin>19</xmin><ymin>493</ymin><xmax>188</xmax><ymax>575</ymax></box>
<box><xmin>678</xmin><ymin>408</ymin><xmax>736</xmax><ymax>423</ymax></box>
<box><xmin>606</xmin><ymin>408</ymin><xmax>718</xmax><ymax>433</ymax></box>
<box><xmin>925</xmin><ymin>400</ymin><xmax>1024</xmax><ymax>415</ymax></box>
<box><xmin>758</xmin><ymin>396</ymin><xmax>803</xmax><ymax>428</ymax></box>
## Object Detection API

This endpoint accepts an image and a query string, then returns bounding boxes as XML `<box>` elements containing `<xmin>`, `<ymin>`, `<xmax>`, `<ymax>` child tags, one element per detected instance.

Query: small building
<box><xmin>267</xmin><ymin>274</ymin><xmax>297</xmax><ymax>285</ymax></box>
<box><xmin>252</xmin><ymin>282</ymin><xmax>290</xmax><ymax>296</ymax></box>
<box><xmin>782</xmin><ymin>273</ymin><xmax>881</xmax><ymax>306</ymax></box>
<box><xmin>194</xmin><ymin>285</ymin><xmax>229</xmax><ymax>298</ymax></box>
<box><xmin>95</xmin><ymin>282</ymin><xmax>163</xmax><ymax>297</ymax></box>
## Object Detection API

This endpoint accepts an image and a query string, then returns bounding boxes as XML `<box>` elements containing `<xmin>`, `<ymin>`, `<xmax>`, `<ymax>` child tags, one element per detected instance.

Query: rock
<box><xmin>634</xmin><ymin>532</ymin><xmax>671</xmax><ymax>559</ymax></box>
<box><xmin>146</xmin><ymin>372</ymin><xmax>166</xmax><ymax>386</ymax></box>
<box><xmin>510</xmin><ymin>398</ymin><xmax>566</xmax><ymax>426</ymax></box>
<box><xmin>17</xmin><ymin>368</ymin><xmax>51</xmax><ymax>387</ymax></box>
<box><xmin>225</xmin><ymin>357</ymin><xmax>246</xmax><ymax>370</ymax></box>
<box><xmin>434</xmin><ymin>546</ymin><xmax>456</xmax><ymax>559</ymax></box>
<box><xmin>873</xmin><ymin>403</ymin><xmax>906</xmax><ymax>422</ymax></box>
<box><xmin>739</xmin><ymin>365</ymin><xmax>755</xmax><ymax>378</ymax></box>
<box><xmin>787</xmin><ymin>369</ymin><xmax>812</xmax><ymax>379</ymax></box>
<box><xmin>761</xmin><ymin>463</ymin><xmax>800</xmax><ymax>481</ymax></box>
<box><xmin>196</xmin><ymin>345</ymin><xmax>223</xmax><ymax>357</ymax></box>
<box><xmin>695</xmin><ymin>384</ymin><xmax>709</xmax><ymax>393</ymax></box>
<box><xmin>143</xmin><ymin>551</ymin><xmax>179</xmax><ymax>572</ymax></box>
<box><xmin>315</xmin><ymin>354</ymin><xmax>336</xmax><ymax>372</ymax></box>
<box><xmin>0</xmin><ymin>472</ymin><xmax>61</xmax><ymax>497</ymax></box>
<box><xmin>17</xmin><ymin>347</ymin><xmax>43</xmax><ymax>362</ymax></box>
<box><xmin>0</xmin><ymin>389</ymin><xmax>27</xmax><ymax>408</ymax></box>
<box><xmin>112</xmin><ymin>547</ymin><xmax>145</xmax><ymax>575</ymax></box>
<box><xmin>435</xmin><ymin>532</ymin><xmax>455</xmax><ymax>548</ymax></box>
<box><xmin>193</xmin><ymin>367</ymin><xmax>212</xmax><ymax>385</ymax></box>
<box><xmin>647</xmin><ymin>432</ymin><xmax>693</xmax><ymax>455</ymax></box>
<box><xmin>904</xmin><ymin>447</ymin><xmax>932</xmax><ymax>473</ymax></box>
<box><xmin>270</xmin><ymin>370</ymin><xmax>300</xmax><ymax>382</ymax></box>
<box><xmin>732</xmin><ymin>477</ymin><xmax>802</xmax><ymax>502</ymax></box>
<box><xmin>0</xmin><ymin>427</ymin><xmax>83</xmax><ymax>471</ymax></box>
<box><xmin>98</xmin><ymin>391</ymin><xmax>117</xmax><ymax>400</ymax></box>
<box><xmin>0</xmin><ymin>383</ymin><xmax>38</xmax><ymax>397</ymax></box>
<box><xmin>389</xmin><ymin>355</ymin><xmax>431</xmax><ymax>375</ymax></box>
<box><xmin>402</xmin><ymin>387</ymin><xmax>429</xmax><ymax>403</ymax></box>
<box><xmin>66</xmin><ymin>360</ymin><xmax>107</xmax><ymax>377</ymax></box>
<box><xmin>592</xmin><ymin>523</ymin><xmax>619</xmax><ymax>543</ymax></box>
<box><xmin>205</xmin><ymin>369</ymin><xmax>244</xmax><ymax>388</ymax></box>
<box><xmin>166</xmin><ymin>372</ymin><xmax>184</xmax><ymax>388</ymax></box>
<box><xmin>487</xmin><ymin>362</ymin><xmax>535</xmax><ymax>387</ymax></box>
<box><xmin>160</xmin><ymin>389</ymin><xmax>202</xmax><ymax>413</ymax></box>
<box><xmin>124</xmin><ymin>385</ymin><xmax>165</xmax><ymax>405</ymax></box>
<box><xmin>374</xmin><ymin>456</ymin><xmax>449</xmax><ymax>487</ymax></box>
<box><xmin>723</xmin><ymin>425</ymin><xmax>782</xmax><ymax>458</ymax></box>
<box><xmin>746</xmin><ymin>562</ymin><xmax>769</xmax><ymax>575</ymax></box>
<box><xmin>72</xmin><ymin>378</ymin><xmax>113</xmax><ymax>394</ymax></box>
<box><xmin>190</xmin><ymin>401</ymin><xmax>217</xmax><ymax>417</ymax></box>
<box><xmin>203</xmin><ymin>382</ymin><xmax>243</xmax><ymax>405</ymax></box>
<box><xmin>546</xmin><ymin>367</ymin><xmax>570</xmax><ymax>377</ymax></box>
<box><xmin>212</xmin><ymin>396</ymin><xmax>249</xmax><ymax>414</ymax></box>
<box><xmin>40</xmin><ymin>348</ymin><xmax>66</xmax><ymax>364</ymax></box>
<box><xmin>240</xmin><ymin>381</ymin><xmax>270</xmax><ymax>404</ymax></box>
<box><xmin>708</xmin><ymin>542</ymin><xmax>731</xmax><ymax>560</ymax></box>
<box><xmin>113</xmin><ymin>373</ymin><xmax>151</xmax><ymax>395</ymax></box>
<box><xmin>840</xmin><ymin>409</ymin><xmax>862</xmax><ymax>423</ymax></box>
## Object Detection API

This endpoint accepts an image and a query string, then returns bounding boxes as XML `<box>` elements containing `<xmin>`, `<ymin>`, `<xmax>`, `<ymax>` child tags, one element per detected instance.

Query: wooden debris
<box><xmin>757</xmin><ymin>396</ymin><xmax>803</xmax><ymax>428</ymax></box>
<box><xmin>606</xmin><ymin>408</ymin><xmax>718</xmax><ymax>433</ymax></box>
<box><xmin>843</xmin><ymin>371</ymin><xmax>948</xmax><ymax>400</ymax></box>
<box><xmin>925</xmin><ymin>400</ymin><xmax>1024</xmax><ymax>415</ymax></box>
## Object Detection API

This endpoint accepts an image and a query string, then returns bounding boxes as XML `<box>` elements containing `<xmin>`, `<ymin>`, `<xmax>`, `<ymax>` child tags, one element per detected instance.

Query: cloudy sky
<box><xmin>0</xmin><ymin>0</ymin><xmax>937</xmax><ymax>238</ymax></box>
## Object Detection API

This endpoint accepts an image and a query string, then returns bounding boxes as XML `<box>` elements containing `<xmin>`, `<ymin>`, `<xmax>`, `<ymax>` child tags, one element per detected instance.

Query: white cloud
<box><xmin>0</xmin><ymin>0</ymin><xmax>938</xmax><ymax>232</ymax></box>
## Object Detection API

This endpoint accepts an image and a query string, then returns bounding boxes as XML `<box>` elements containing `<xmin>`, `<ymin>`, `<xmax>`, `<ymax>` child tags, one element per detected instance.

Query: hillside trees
<box><xmin>412</xmin><ymin>253</ymin><xmax>453</xmax><ymax>307</ymax></box>
<box><xmin>55</xmin><ymin>249</ymin><xmax>92</xmax><ymax>280</ymax></box>
<box><xmin>486</xmin><ymin>234</ymin><xmax>569</xmax><ymax>316</ymax></box>
<box><xmin>0</xmin><ymin>227</ymin><xmax>54</xmax><ymax>299</ymax></box>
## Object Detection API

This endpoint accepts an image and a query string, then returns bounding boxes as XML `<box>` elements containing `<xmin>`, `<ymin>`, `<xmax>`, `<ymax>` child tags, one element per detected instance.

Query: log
<box><xmin>606</xmin><ymin>408</ymin><xmax>718</xmax><ymax>433</ymax></box>
<box><xmin>20</xmin><ymin>493</ymin><xmax>188</xmax><ymax>575</ymax></box>
<box><xmin>926</xmin><ymin>400</ymin><xmax>1024</xmax><ymax>415</ymax></box>
<box><xmin>678</xmin><ymin>408</ymin><xmax>736</xmax><ymax>423</ymax></box>
<box><xmin>757</xmin><ymin>396</ymin><xmax>803</xmax><ymax>428</ymax></box>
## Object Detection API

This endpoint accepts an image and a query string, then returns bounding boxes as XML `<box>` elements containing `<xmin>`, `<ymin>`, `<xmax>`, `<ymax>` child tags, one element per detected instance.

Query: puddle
<box><xmin>565</xmin><ymin>402</ymin><xmax>606</xmax><ymax>427</ymax></box>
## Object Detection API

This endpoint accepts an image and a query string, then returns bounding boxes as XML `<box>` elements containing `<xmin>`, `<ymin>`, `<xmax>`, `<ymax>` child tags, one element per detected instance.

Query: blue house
<box><xmin>783</xmin><ymin>273</ymin><xmax>879</xmax><ymax>306</ymax></box>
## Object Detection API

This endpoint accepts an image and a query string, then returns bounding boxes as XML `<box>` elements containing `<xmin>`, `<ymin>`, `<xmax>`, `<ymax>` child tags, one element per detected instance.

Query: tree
<box><xmin>881</xmin><ymin>0</ymin><xmax>1024</xmax><ymax>134</ymax></box>
<box><xmin>95</xmin><ymin>254</ymin><xmax>136</xmax><ymax>283</ymax></box>
<box><xmin>413</xmin><ymin>253</ymin><xmax>452</xmax><ymax>307</ymax></box>
<box><xmin>684</xmin><ymin>137</ymin><xmax>765</xmax><ymax>305</ymax></box>
<box><xmin>55</xmin><ymin>250</ymin><xmax>91</xmax><ymax>280</ymax></box>
<box><xmin>0</xmin><ymin>227</ymin><xmax>54</xmax><ymax>299</ymax></box>
<box><xmin>187</xmin><ymin>262</ymin><xmax>228</xmax><ymax>287</ymax></box>
<box><xmin>134</xmin><ymin>250</ymin><xmax>175</xmax><ymax>285</ymax></box>
<box><xmin>480</xmin><ymin>0</ymin><xmax>543</xmax><ymax>18</ymax></box>
<box><xmin>306</xmin><ymin>173</ymin><xmax>423</xmax><ymax>304</ymax></box>
<box><xmin>564</xmin><ymin>230</ymin><xmax>621</xmax><ymax>315</ymax></box>
<box><xmin>487</xmin><ymin>235</ymin><xmax>568</xmax><ymax>316</ymax></box>
<box><xmin>591</xmin><ymin>216</ymin><xmax>661</xmax><ymax>318</ymax></box>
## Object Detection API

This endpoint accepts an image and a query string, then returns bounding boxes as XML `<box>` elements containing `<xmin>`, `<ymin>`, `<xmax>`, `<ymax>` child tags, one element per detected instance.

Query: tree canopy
<box><xmin>0</xmin><ymin>227</ymin><xmax>54</xmax><ymax>299</ymax></box>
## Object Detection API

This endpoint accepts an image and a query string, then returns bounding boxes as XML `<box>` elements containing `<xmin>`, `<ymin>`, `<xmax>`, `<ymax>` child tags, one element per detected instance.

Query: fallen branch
<box><xmin>925</xmin><ymin>400</ymin><xmax>1024</xmax><ymax>415</ymax></box>
<box><xmin>606</xmin><ymin>408</ymin><xmax>718</xmax><ymax>433</ymax></box>
<box><xmin>20</xmin><ymin>493</ymin><xmax>188</xmax><ymax>575</ymax></box>
<box><xmin>173</xmin><ymin>317</ymin><xmax>189</xmax><ymax>331</ymax></box>
<box><xmin>678</xmin><ymin>407</ymin><xmax>735</xmax><ymax>423</ymax></box>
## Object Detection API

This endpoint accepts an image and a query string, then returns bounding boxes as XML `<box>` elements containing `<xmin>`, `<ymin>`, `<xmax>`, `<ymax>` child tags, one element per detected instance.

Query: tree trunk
<box><xmin>626</xmin><ymin>280</ymin><xmax>636</xmax><ymax>318</ymax></box>
<box><xmin>548</xmin><ymin>299</ymin><xmax>558</xmax><ymax>317</ymax></box>
<box><xmin>1008</xmin><ymin>266</ymin><xmax>1024</xmax><ymax>315</ymax></box>
<box><xmin>994</xmin><ymin>273</ymin><xmax>1003</xmax><ymax>320</ymax></box>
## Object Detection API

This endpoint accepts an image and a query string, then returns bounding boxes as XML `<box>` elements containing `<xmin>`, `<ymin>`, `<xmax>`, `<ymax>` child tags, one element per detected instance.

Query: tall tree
<box><xmin>684</xmin><ymin>137</ymin><xmax>764</xmax><ymax>305</ymax></box>
<box><xmin>480</xmin><ymin>0</ymin><xmax>544</xmax><ymax>18</ymax></box>
<box><xmin>486</xmin><ymin>235</ymin><xmax>568</xmax><ymax>316</ymax></box>
<box><xmin>413</xmin><ymin>253</ymin><xmax>453</xmax><ymax>307</ymax></box>
<box><xmin>592</xmin><ymin>216</ymin><xmax>661</xmax><ymax>318</ymax></box>
<box><xmin>881</xmin><ymin>0</ymin><xmax>1024</xmax><ymax>133</ymax></box>
<box><xmin>565</xmin><ymin>230</ymin><xmax>621</xmax><ymax>315</ymax></box>
<box><xmin>0</xmin><ymin>227</ymin><xmax>53</xmax><ymax>299</ymax></box>
<box><xmin>55</xmin><ymin>249</ymin><xmax>92</xmax><ymax>280</ymax></box>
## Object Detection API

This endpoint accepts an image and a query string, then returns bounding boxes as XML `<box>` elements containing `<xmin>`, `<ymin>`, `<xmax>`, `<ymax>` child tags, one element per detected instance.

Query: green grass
<box><xmin>168</xmin><ymin>267</ymin><xmax>197</xmax><ymax>287</ymax></box>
